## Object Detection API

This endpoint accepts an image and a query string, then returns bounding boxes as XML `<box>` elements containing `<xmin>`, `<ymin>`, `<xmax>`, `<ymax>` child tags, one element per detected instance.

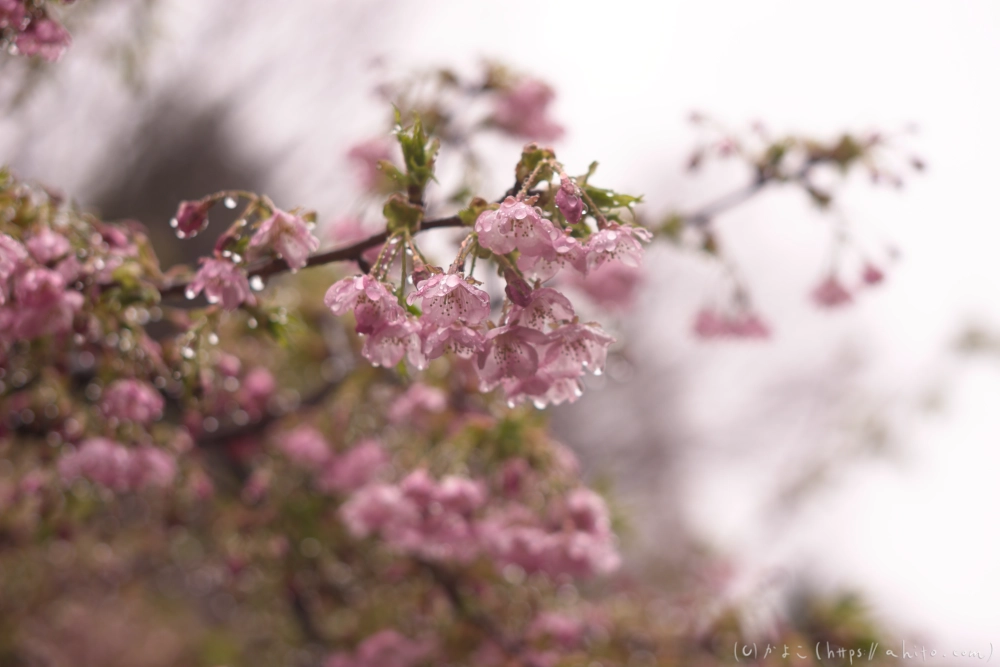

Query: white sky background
<box><xmin>4</xmin><ymin>0</ymin><xmax>1000</xmax><ymax>654</ymax></box>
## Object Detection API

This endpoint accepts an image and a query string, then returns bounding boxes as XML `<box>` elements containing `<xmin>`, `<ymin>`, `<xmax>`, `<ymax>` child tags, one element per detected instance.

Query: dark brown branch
<box><xmin>159</xmin><ymin>214</ymin><xmax>466</xmax><ymax>299</ymax></box>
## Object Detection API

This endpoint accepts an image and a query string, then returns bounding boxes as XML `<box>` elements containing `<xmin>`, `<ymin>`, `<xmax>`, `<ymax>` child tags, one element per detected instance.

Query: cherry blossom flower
<box><xmin>347</xmin><ymin>137</ymin><xmax>394</xmax><ymax>191</ymax></box>
<box><xmin>508</xmin><ymin>288</ymin><xmax>575</xmax><ymax>332</ymax></box>
<box><xmin>58</xmin><ymin>440</ymin><xmax>175</xmax><ymax>492</ymax></box>
<box><xmin>492</xmin><ymin>79</ymin><xmax>564</xmax><ymax>141</ymax></box>
<box><xmin>555</xmin><ymin>179</ymin><xmax>584</xmax><ymax>224</ymax></box>
<box><xmin>388</xmin><ymin>383</ymin><xmax>447</xmax><ymax>424</ymax></box>
<box><xmin>811</xmin><ymin>275</ymin><xmax>853</xmax><ymax>307</ymax></box>
<box><xmin>1</xmin><ymin>267</ymin><xmax>82</xmax><ymax>339</ymax></box>
<box><xmin>14</xmin><ymin>17</ymin><xmax>71</xmax><ymax>62</ymax></box>
<box><xmin>126</xmin><ymin>446</ymin><xmax>177</xmax><ymax>490</ymax></box>
<box><xmin>541</xmin><ymin>322</ymin><xmax>615</xmax><ymax>376</ymax></box>
<box><xmin>280</xmin><ymin>425</ymin><xmax>333</xmax><ymax>469</ymax></box>
<box><xmin>249</xmin><ymin>208</ymin><xmax>319</xmax><ymax>271</ymax></box>
<box><xmin>407</xmin><ymin>273</ymin><xmax>490</xmax><ymax>328</ymax></box>
<box><xmin>517</xmin><ymin>233</ymin><xmax>588</xmax><ymax>282</ymax></box>
<box><xmin>186</xmin><ymin>258</ymin><xmax>255</xmax><ymax>310</ymax></box>
<box><xmin>0</xmin><ymin>233</ymin><xmax>27</xmax><ymax>305</ymax></box>
<box><xmin>566</xmin><ymin>261</ymin><xmax>644</xmax><ymax>312</ymax></box>
<box><xmin>100</xmin><ymin>379</ymin><xmax>165</xmax><ymax>425</ymax></box>
<box><xmin>477</xmin><ymin>325</ymin><xmax>550</xmax><ymax>391</ymax></box>
<box><xmin>362</xmin><ymin>317</ymin><xmax>427</xmax><ymax>369</ymax></box>
<box><xmin>421</xmin><ymin>321</ymin><xmax>486</xmax><ymax>361</ymax></box>
<box><xmin>862</xmin><ymin>263</ymin><xmax>886</xmax><ymax>285</ymax></box>
<box><xmin>324</xmin><ymin>275</ymin><xmax>405</xmax><ymax>334</ymax></box>
<box><xmin>584</xmin><ymin>223</ymin><xmax>652</xmax><ymax>272</ymax></box>
<box><xmin>26</xmin><ymin>228</ymin><xmax>71</xmax><ymax>264</ymax></box>
<box><xmin>0</xmin><ymin>1</ymin><xmax>26</xmax><ymax>31</ymax></box>
<box><xmin>318</xmin><ymin>439</ymin><xmax>388</xmax><ymax>494</ymax></box>
<box><xmin>693</xmin><ymin>308</ymin><xmax>771</xmax><ymax>339</ymax></box>
<box><xmin>170</xmin><ymin>200</ymin><xmax>211</xmax><ymax>239</ymax></box>
<box><xmin>475</xmin><ymin>197</ymin><xmax>560</xmax><ymax>257</ymax></box>
<box><xmin>324</xmin><ymin>630</ymin><xmax>433</xmax><ymax>667</ymax></box>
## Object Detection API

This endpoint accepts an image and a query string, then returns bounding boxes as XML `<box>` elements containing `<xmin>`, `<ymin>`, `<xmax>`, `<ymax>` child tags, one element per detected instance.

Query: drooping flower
<box><xmin>362</xmin><ymin>318</ymin><xmax>427</xmax><ymax>369</ymax></box>
<box><xmin>407</xmin><ymin>273</ymin><xmax>491</xmax><ymax>328</ymax></box>
<box><xmin>555</xmin><ymin>179</ymin><xmax>584</xmax><ymax>224</ymax></box>
<box><xmin>862</xmin><ymin>263</ymin><xmax>885</xmax><ymax>286</ymax></box>
<box><xmin>584</xmin><ymin>223</ymin><xmax>652</xmax><ymax>272</ymax></box>
<box><xmin>421</xmin><ymin>321</ymin><xmax>486</xmax><ymax>361</ymax></box>
<box><xmin>1</xmin><ymin>267</ymin><xmax>82</xmax><ymax>339</ymax></box>
<box><xmin>318</xmin><ymin>439</ymin><xmax>387</xmax><ymax>494</ymax></box>
<box><xmin>170</xmin><ymin>200</ymin><xmax>212</xmax><ymax>239</ymax></box>
<box><xmin>477</xmin><ymin>325</ymin><xmax>550</xmax><ymax>392</ymax></box>
<box><xmin>693</xmin><ymin>308</ymin><xmax>771</xmax><ymax>339</ymax></box>
<box><xmin>14</xmin><ymin>17</ymin><xmax>71</xmax><ymax>62</ymax></box>
<box><xmin>475</xmin><ymin>197</ymin><xmax>560</xmax><ymax>257</ymax></box>
<box><xmin>541</xmin><ymin>322</ymin><xmax>615</xmax><ymax>376</ymax></box>
<box><xmin>0</xmin><ymin>1</ymin><xmax>26</xmax><ymax>31</ymax></box>
<box><xmin>249</xmin><ymin>208</ymin><xmax>320</xmax><ymax>271</ymax></box>
<box><xmin>507</xmin><ymin>288</ymin><xmax>575</xmax><ymax>332</ymax></box>
<box><xmin>517</xmin><ymin>233</ymin><xmax>588</xmax><ymax>282</ymax></box>
<box><xmin>811</xmin><ymin>275</ymin><xmax>853</xmax><ymax>308</ymax></box>
<box><xmin>492</xmin><ymin>79</ymin><xmax>564</xmax><ymax>141</ymax></box>
<box><xmin>26</xmin><ymin>228</ymin><xmax>71</xmax><ymax>264</ymax></box>
<box><xmin>185</xmin><ymin>258</ymin><xmax>255</xmax><ymax>310</ymax></box>
<box><xmin>388</xmin><ymin>383</ymin><xmax>447</xmax><ymax>424</ymax></box>
<box><xmin>347</xmin><ymin>137</ymin><xmax>394</xmax><ymax>192</ymax></box>
<box><xmin>566</xmin><ymin>261</ymin><xmax>645</xmax><ymax>312</ymax></box>
<box><xmin>324</xmin><ymin>275</ymin><xmax>405</xmax><ymax>334</ymax></box>
<box><xmin>100</xmin><ymin>379</ymin><xmax>165</xmax><ymax>425</ymax></box>
<box><xmin>279</xmin><ymin>426</ymin><xmax>333</xmax><ymax>469</ymax></box>
<box><xmin>324</xmin><ymin>629</ymin><xmax>434</xmax><ymax>667</ymax></box>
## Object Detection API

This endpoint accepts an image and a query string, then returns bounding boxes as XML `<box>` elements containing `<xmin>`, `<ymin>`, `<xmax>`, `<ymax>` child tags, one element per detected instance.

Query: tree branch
<box><xmin>159</xmin><ymin>214</ymin><xmax>466</xmax><ymax>300</ymax></box>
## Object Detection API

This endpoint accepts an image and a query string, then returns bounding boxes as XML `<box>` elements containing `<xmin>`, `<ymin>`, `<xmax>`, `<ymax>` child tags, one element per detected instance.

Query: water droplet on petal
<box><xmin>184</xmin><ymin>287</ymin><xmax>197</xmax><ymax>300</ymax></box>
<box><xmin>249</xmin><ymin>275</ymin><xmax>265</xmax><ymax>292</ymax></box>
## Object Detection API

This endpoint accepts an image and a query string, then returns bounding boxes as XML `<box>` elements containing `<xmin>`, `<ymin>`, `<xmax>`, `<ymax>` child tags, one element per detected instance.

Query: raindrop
<box><xmin>207</xmin><ymin>333</ymin><xmax>219</xmax><ymax>345</ymax></box>
<box><xmin>170</xmin><ymin>218</ymin><xmax>179</xmax><ymax>229</ymax></box>
<box><xmin>184</xmin><ymin>287</ymin><xmax>197</xmax><ymax>300</ymax></box>
<box><xmin>592</xmin><ymin>368</ymin><xmax>603</xmax><ymax>376</ymax></box>
<box><xmin>181</xmin><ymin>347</ymin><xmax>195</xmax><ymax>359</ymax></box>
<box><xmin>224</xmin><ymin>197</ymin><xmax>237</xmax><ymax>209</ymax></box>
<box><xmin>247</xmin><ymin>317</ymin><xmax>258</xmax><ymax>329</ymax></box>
<box><xmin>249</xmin><ymin>275</ymin><xmax>265</xmax><ymax>292</ymax></box>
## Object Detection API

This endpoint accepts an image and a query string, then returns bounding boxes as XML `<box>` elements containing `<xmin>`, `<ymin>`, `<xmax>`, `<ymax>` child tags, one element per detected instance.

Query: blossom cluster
<box><xmin>1</xmin><ymin>0</ymin><xmax>72</xmax><ymax>61</ymax></box>
<box><xmin>325</xmin><ymin>179</ymin><xmax>650</xmax><ymax>408</ymax></box>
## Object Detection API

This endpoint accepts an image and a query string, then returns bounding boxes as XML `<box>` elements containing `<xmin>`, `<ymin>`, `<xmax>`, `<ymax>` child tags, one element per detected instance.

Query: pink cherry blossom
<box><xmin>407</xmin><ymin>273</ymin><xmax>491</xmax><ymax>327</ymax></box>
<box><xmin>475</xmin><ymin>197</ymin><xmax>560</xmax><ymax>257</ymax></box>
<box><xmin>693</xmin><ymin>308</ymin><xmax>771</xmax><ymax>339</ymax></box>
<box><xmin>862</xmin><ymin>263</ymin><xmax>886</xmax><ymax>285</ymax></box>
<box><xmin>100</xmin><ymin>379</ymin><xmax>165</xmax><ymax>425</ymax></box>
<box><xmin>170</xmin><ymin>200</ymin><xmax>211</xmax><ymax>239</ymax></box>
<box><xmin>280</xmin><ymin>425</ymin><xmax>333</xmax><ymax>468</ymax></box>
<box><xmin>811</xmin><ymin>275</ymin><xmax>853</xmax><ymax>308</ymax></box>
<box><xmin>492</xmin><ymin>79</ymin><xmax>564</xmax><ymax>141</ymax></box>
<box><xmin>1</xmin><ymin>267</ymin><xmax>82</xmax><ymax>339</ymax></box>
<box><xmin>555</xmin><ymin>179</ymin><xmax>584</xmax><ymax>224</ymax></box>
<box><xmin>318</xmin><ymin>439</ymin><xmax>387</xmax><ymax>493</ymax></box>
<box><xmin>584</xmin><ymin>223</ymin><xmax>652</xmax><ymax>272</ymax></box>
<box><xmin>324</xmin><ymin>275</ymin><xmax>405</xmax><ymax>334</ymax></box>
<box><xmin>58</xmin><ymin>438</ymin><xmax>131</xmax><ymax>491</ymax></box>
<box><xmin>362</xmin><ymin>318</ymin><xmax>427</xmax><ymax>369</ymax></box>
<box><xmin>567</xmin><ymin>261</ymin><xmax>644</xmax><ymax>312</ymax></box>
<box><xmin>476</xmin><ymin>325</ymin><xmax>550</xmax><ymax>391</ymax></box>
<box><xmin>517</xmin><ymin>233</ymin><xmax>588</xmax><ymax>282</ymax></box>
<box><xmin>347</xmin><ymin>137</ymin><xmax>394</xmax><ymax>191</ymax></box>
<box><xmin>388</xmin><ymin>383</ymin><xmax>447</xmax><ymax>424</ymax></box>
<box><xmin>0</xmin><ymin>233</ymin><xmax>27</xmax><ymax>306</ymax></box>
<box><xmin>238</xmin><ymin>367</ymin><xmax>276</xmax><ymax>419</ymax></box>
<box><xmin>528</xmin><ymin>612</ymin><xmax>586</xmax><ymax>649</ymax></box>
<box><xmin>186</xmin><ymin>258</ymin><xmax>255</xmax><ymax>310</ymax></box>
<box><xmin>126</xmin><ymin>446</ymin><xmax>177</xmax><ymax>490</ymax></box>
<box><xmin>541</xmin><ymin>322</ymin><xmax>615</xmax><ymax>376</ymax></box>
<box><xmin>249</xmin><ymin>208</ymin><xmax>319</xmax><ymax>271</ymax></box>
<box><xmin>508</xmin><ymin>288</ymin><xmax>575</xmax><ymax>332</ymax></box>
<box><xmin>0</xmin><ymin>1</ymin><xmax>26</xmax><ymax>31</ymax></box>
<box><xmin>26</xmin><ymin>228</ymin><xmax>71</xmax><ymax>264</ymax></box>
<box><xmin>421</xmin><ymin>321</ymin><xmax>486</xmax><ymax>361</ymax></box>
<box><xmin>14</xmin><ymin>17</ymin><xmax>71</xmax><ymax>62</ymax></box>
<box><xmin>324</xmin><ymin>629</ymin><xmax>433</xmax><ymax>667</ymax></box>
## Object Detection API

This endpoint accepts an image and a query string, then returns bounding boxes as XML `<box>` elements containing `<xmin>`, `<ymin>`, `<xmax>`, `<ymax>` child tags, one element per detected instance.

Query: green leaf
<box><xmin>383</xmin><ymin>193</ymin><xmax>424</xmax><ymax>234</ymax></box>
<box><xmin>582</xmin><ymin>184</ymin><xmax>642</xmax><ymax>210</ymax></box>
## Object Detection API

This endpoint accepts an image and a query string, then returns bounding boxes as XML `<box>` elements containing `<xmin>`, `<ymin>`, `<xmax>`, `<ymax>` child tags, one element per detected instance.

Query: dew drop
<box><xmin>184</xmin><ymin>287</ymin><xmax>197</xmax><ymax>300</ymax></box>
<box><xmin>249</xmin><ymin>275</ymin><xmax>265</xmax><ymax>292</ymax></box>
<box><xmin>170</xmin><ymin>218</ymin><xmax>179</xmax><ymax>229</ymax></box>
<box><xmin>592</xmin><ymin>368</ymin><xmax>603</xmax><ymax>376</ymax></box>
<box><xmin>224</xmin><ymin>197</ymin><xmax>237</xmax><ymax>209</ymax></box>
<box><xmin>181</xmin><ymin>347</ymin><xmax>195</xmax><ymax>359</ymax></box>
